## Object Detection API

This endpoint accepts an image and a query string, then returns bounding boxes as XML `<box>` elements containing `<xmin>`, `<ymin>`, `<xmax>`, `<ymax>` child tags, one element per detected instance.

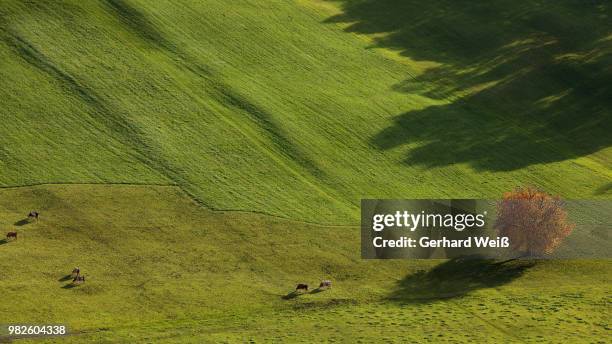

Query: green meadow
<box><xmin>0</xmin><ymin>0</ymin><xmax>610</xmax><ymax>342</ymax></box>
<box><xmin>1</xmin><ymin>0</ymin><xmax>610</xmax><ymax>223</ymax></box>
<box><xmin>0</xmin><ymin>185</ymin><xmax>609</xmax><ymax>343</ymax></box>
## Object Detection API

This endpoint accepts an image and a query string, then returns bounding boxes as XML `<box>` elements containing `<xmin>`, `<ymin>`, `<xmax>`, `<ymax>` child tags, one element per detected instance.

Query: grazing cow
<box><xmin>296</xmin><ymin>283</ymin><xmax>308</xmax><ymax>292</ymax></box>
<box><xmin>319</xmin><ymin>280</ymin><xmax>332</xmax><ymax>289</ymax></box>
<box><xmin>28</xmin><ymin>211</ymin><xmax>39</xmax><ymax>221</ymax></box>
<box><xmin>6</xmin><ymin>232</ymin><xmax>17</xmax><ymax>240</ymax></box>
<box><xmin>73</xmin><ymin>275</ymin><xmax>85</xmax><ymax>284</ymax></box>
<box><xmin>72</xmin><ymin>267</ymin><xmax>80</xmax><ymax>276</ymax></box>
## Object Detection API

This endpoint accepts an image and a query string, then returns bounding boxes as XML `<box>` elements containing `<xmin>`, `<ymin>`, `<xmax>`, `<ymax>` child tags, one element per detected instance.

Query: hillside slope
<box><xmin>0</xmin><ymin>0</ymin><xmax>610</xmax><ymax>224</ymax></box>
<box><xmin>0</xmin><ymin>185</ymin><xmax>609</xmax><ymax>342</ymax></box>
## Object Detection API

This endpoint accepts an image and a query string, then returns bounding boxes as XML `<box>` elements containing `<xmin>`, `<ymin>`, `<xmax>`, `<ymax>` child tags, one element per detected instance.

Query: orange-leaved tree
<box><xmin>495</xmin><ymin>187</ymin><xmax>574</xmax><ymax>257</ymax></box>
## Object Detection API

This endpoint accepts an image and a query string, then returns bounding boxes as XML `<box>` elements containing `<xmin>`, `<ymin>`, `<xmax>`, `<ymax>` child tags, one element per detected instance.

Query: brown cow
<box><xmin>28</xmin><ymin>211</ymin><xmax>39</xmax><ymax>221</ymax></box>
<box><xmin>319</xmin><ymin>280</ymin><xmax>332</xmax><ymax>289</ymax></box>
<box><xmin>72</xmin><ymin>267</ymin><xmax>80</xmax><ymax>277</ymax></box>
<box><xmin>6</xmin><ymin>232</ymin><xmax>17</xmax><ymax>240</ymax></box>
<box><xmin>296</xmin><ymin>283</ymin><xmax>308</xmax><ymax>292</ymax></box>
<box><xmin>73</xmin><ymin>275</ymin><xmax>85</xmax><ymax>284</ymax></box>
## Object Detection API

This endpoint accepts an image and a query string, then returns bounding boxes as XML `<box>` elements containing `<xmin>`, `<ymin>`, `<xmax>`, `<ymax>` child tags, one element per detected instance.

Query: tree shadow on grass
<box><xmin>14</xmin><ymin>219</ymin><xmax>30</xmax><ymax>226</ymax></box>
<box><xmin>327</xmin><ymin>0</ymin><xmax>611</xmax><ymax>172</ymax></box>
<box><xmin>388</xmin><ymin>256</ymin><xmax>534</xmax><ymax>304</ymax></box>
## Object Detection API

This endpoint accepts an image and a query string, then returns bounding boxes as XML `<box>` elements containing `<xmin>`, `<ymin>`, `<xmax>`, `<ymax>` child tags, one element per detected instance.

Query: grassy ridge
<box><xmin>0</xmin><ymin>185</ymin><xmax>609</xmax><ymax>343</ymax></box>
<box><xmin>0</xmin><ymin>0</ymin><xmax>610</xmax><ymax>224</ymax></box>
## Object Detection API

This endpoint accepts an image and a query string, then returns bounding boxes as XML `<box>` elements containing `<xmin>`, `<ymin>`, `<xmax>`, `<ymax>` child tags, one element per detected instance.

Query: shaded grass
<box><xmin>388</xmin><ymin>256</ymin><xmax>535</xmax><ymax>303</ymax></box>
<box><xmin>282</xmin><ymin>291</ymin><xmax>301</xmax><ymax>300</ymax></box>
<box><xmin>14</xmin><ymin>218</ymin><xmax>30</xmax><ymax>226</ymax></box>
<box><xmin>595</xmin><ymin>182</ymin><xmax>612</xmax><ymax>195</ymax></box>
<box><xmin>329</xmin><ymin>0</ymin><xmax>611</xmax><ymax>171</ymax></box>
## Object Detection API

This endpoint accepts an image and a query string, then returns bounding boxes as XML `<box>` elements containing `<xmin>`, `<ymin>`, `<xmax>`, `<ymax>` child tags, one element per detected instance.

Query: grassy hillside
<box><xmin>0</xmin><ymin>185</ymin><xmax>609</xmax><ymax>343</ymax></box>
<box><xmin>0</xmin><ymin>1</ymin><xmax>610</xmax><ymax>342</ymax></box>
<box><xmin>0</xmin><ymin>0</ymin><xmax>610</xmax><ymax>224</ymax></box>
